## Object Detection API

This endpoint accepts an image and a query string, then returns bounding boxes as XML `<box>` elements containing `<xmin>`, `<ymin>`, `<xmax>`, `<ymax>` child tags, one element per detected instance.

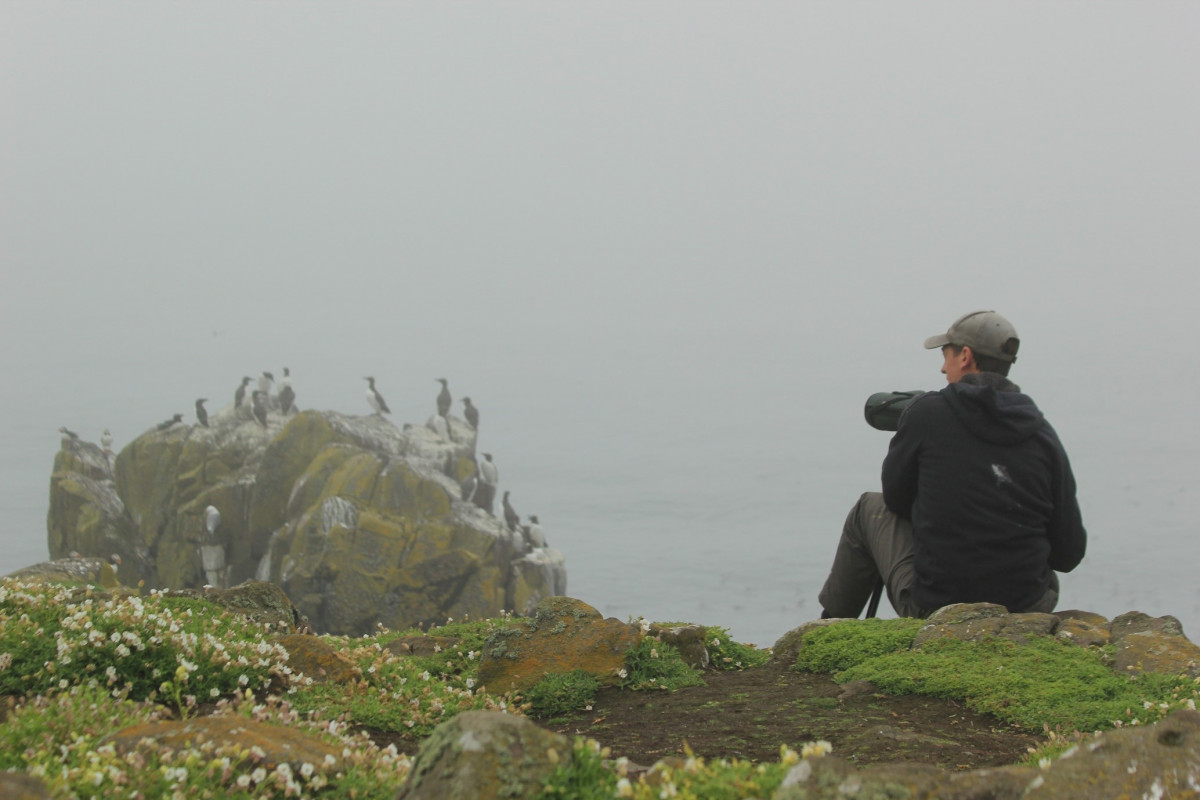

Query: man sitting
<box><xmin>818</xmin><ymin>310</ymin><xmax>1086</xmax><ymax>619</ymax></box>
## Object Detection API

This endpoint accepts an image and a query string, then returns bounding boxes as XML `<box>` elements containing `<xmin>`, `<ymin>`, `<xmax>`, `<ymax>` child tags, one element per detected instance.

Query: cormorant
<box><xmin>436</xmin><ymin>378</ymin><xmax>451</xmax><ymax>418</ymax></box>
<box><xmin>156</xmin><ymin>414</ymin><xmax>184</xmax><ymax>431</ymax></box>
<box><xmin>502</xmin><ymin>491</ymin><xmax>520</xmax><ymax>532</ymax></box>
<box><xmin>278</xmin><ymin>367</ymin><xmax>296</xmax><ymax>414</ymax></box>
<box><xmin>251</xmin><ymin>391</ymin><xmax>269</xmax><ymax>427</ymax></box>
<box><xmin>365</xmin><ymin>377</ymin><xmax>391</xmax><ymax>415</ymax></box>
<box><xmin>58</xmin><ymin>426</ymin><xmax>79</xmax><ymax>441</ymax></box>
<box><xmin>195</xmin><ymin>398</ymin><xmax>209</xmax><ymax>427</ymax></box>
<box><xmin>462</xmin><ymin>397</ymin><xmax>479</xmax><ymax>429</ymax></box>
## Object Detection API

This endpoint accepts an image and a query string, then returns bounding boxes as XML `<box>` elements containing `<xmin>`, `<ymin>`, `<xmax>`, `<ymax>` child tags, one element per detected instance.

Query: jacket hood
<box><xmin>942</xmin><ymin>372</ymin><xmax>1045</xmax><ymax>445</ymax></box>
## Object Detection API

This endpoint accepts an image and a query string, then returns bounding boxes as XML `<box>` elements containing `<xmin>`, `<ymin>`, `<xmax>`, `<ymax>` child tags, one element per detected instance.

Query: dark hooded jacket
<box><xmin>881</xmin><ymin>372</ymin><xmax>1086</xmax><ymax>613</ymax></box>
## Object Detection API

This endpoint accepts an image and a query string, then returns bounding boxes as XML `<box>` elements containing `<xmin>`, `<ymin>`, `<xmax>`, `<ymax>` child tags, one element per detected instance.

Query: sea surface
<box><xmin>1</xmin><ymin>329</ymin><xmax>1196</xmax><ymax>648</ymax></box>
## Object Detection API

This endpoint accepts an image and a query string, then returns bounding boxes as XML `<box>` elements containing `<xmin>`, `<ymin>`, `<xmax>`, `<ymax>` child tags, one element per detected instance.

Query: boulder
<box><xmin>912</xmin><ymin>603</ymin><xmax>1059</xmax><ymax>648</ymax></box>
<box><xmin>166</xmin><ymin>580</ymin><xmax>304</xmax><ymax>633</ymax></box>
<box><xmin>274</xmin><ymin>634</ymin><xmax>361</xmax><ymax>684</ymax></box>
<box><xmin>772</xmin><ymin>710</ymin><xmax>1200</xmax><ymax>800</ymax></box>
<box><xmin>6</xmin><ymin>556</ymin><xmax>124</xmax><ymax>590</ymax></box>
<box><xmin>103</xmin><ymin>716</ymin><xmax>344</xmax><ymax>774</ymax></box>
<box><xmin>45</xmin><ymin>408</ymin><xmax>567</xmax><ymax>636</ymax></box>
<box><xmin>649</xmin><ymin>623</ymin><xmax>711</xmax><ymax>669</ymax></box>
<box><xmin>1109</xmin><ymin>611</ymin><xmax>1200</xmax><ymax>678</ymax></box>
<box><xmin>477</xmin><ymin>597</ymin><xmax>641</xmax><ymax>693</ymax></box>
<box><xmin>396</xmin><ymin>710</ymin><xmax>569</xmax><ymax>800</ymax></box>
<box><xmin>0</xmin><ymin>772</ymin><xmax>53</xmax><ymax>800</ymax></box>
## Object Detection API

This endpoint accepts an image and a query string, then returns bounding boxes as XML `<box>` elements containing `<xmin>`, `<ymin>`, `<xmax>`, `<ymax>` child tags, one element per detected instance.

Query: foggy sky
<box><xmin>1</xmin><ymin>3</ymin><xmax>1198</xmax><ymax>635</ymax></box>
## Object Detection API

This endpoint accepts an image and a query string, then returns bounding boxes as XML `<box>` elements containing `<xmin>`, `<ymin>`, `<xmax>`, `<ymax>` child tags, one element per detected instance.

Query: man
<box><xmin>818</xmin><ymin>310</ymin><xmax>1086</xmax><ymax>619</ymax></box>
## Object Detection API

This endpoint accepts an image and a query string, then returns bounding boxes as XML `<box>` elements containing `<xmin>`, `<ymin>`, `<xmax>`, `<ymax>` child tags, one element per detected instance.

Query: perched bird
<box><xmin>195</xmin><ymin>398</ymin><xmax>210</xmax><ymax>427</ymax></box>
<box><xmin>58</xmin><ymin>426</ymin><xmax>79</xmax><ymax>441</ymax></box>
<box><xmin>100</xmin><ymin>429</ymin><xmax>113</xmax><ymax>452</ymax></box>
<box><xmin>205</xmin><ymin>505</ymin><xmax>221</xmax><ymax>537</ymax></box>
<box><xmin>257</xmin><ymin>371</ymin><xmax>275</xmax><ymax>395</ymax></box>
<box><xmin>526</xmin><ymin>514</ymin><xmax>547</xmax><ymax>548</ymax></box>
<box><xmin>436</xmin><ymin>378</ymin><xmax>452</xmax><ymax>419</ymax></box>
<box><xmin>365</xmin><ymin>377</ymin><xmax>391</xmax><ymax>415</ymax></box>
<box><xmin>278</xmin><ymin>367</ymin><xmax>296</xmax><ymax>414</ymax></box>
<box><xmin>156</xmin><ymin>414</ymin><xmax>184</xmax><ymax>431</ymax></box>
<box><xmin>502</xmin><ymin>491</ymin><xmax>520</xmax><ymax>532</ymax></box>
<box><xmin>234</xmin><ymin>376</ymin><xmax>252</xmax><ymax>408</ymax></box>
<box><xmin>479</xmin><ymin>452</ymin><xmax>498</xmax><ymax>486</ymax></box>
<box><xmin>251</xmin><ymin>391</ymin><xmax>269</xmax><ymax>427</ymax></box>
<box><xmin>462</xmin><ymin>397</ymin><xmax>479</xmax><ymax>430</ymax></box>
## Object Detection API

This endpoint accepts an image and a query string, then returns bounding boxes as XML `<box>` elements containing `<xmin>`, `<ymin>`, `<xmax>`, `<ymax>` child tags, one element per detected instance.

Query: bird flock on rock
<box><xmin>60</xmin><ymin>371</ymin><xmax>549</xmax><ymax>555</ymax></box>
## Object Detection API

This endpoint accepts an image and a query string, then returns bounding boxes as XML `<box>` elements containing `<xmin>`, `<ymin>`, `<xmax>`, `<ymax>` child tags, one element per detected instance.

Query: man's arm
<box><xmin>1042</xmin><ymin>428</ymin><xmax>1087</xmax><ymax>572</ymax></box>
<box><xmin>880</xmin><ymin>404</ymin><xmax>924</xmax><ymax>518</ymax></box>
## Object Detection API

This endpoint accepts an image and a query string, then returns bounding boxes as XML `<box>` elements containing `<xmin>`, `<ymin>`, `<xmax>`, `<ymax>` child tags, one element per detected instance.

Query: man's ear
<box><xmin>959</xmin><ymin>345</ymin><xmax>979</xmax><ymax>373</ymax></box>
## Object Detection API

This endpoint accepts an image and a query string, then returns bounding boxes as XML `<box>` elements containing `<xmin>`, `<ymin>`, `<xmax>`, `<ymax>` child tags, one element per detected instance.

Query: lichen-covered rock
<box><xmin>275</xmin><ymin>634</ymin><xmax>361</xmax><ymax>683</ymax></box>
<box><xmin>1108</xmin><ymin>611</ymin><xmax>1200</xmax><ymax>678</ymax></box>
<box><xmin>1054</xmin><ymin>617</ymin><xmax>1111</xmax><ymax>648</ymax></box>
<box><xmin>396</xmin><ymin>710</ymin><xmax>569</xmax><ymax>800</ymax></box>
<box><xmin>477</xmin><ymin>597</ymin><xmax>641</xmax><ymax>693</ymax></box>
<box><xmin>45</xmin><ymin>407</ymin><xmax>566</xmax><ymax>636</ymax></box>
<box><xmin>772</xmin><ymin>711</ymin><xmax>1200</xmax><ymax>799</ymax></box>
<box><xmin>913</xmin><ymin>603</ymin><xmax>1058</xmax><ymax>647</ymax></box>
<box><xmin>0</xmin><ymin>771</ymin><xmax>53</xmax><ymax>800</ymax></box>
<box><xmin>771</xmin><ymin>619</ymin><xmax>842</xmax><ymax>667</ymax></box>
<box><xmin>103</xmin><ymin>716</ymin><xmax>344</xmax><ymax>774</ymax></box>
<box><xmin>6</xmin><ymin>556</ymin><xmax>123</xmax><ymax>590</ymax></box>
<box><xmin>167</xmin><ymin>580</ymin><xmax>303</xmax><ymax>633</ymax></box>
<box><xmin>649</xmin><ymin>623</ymin><xmax>711</xmax><ymax>669</ymax></box>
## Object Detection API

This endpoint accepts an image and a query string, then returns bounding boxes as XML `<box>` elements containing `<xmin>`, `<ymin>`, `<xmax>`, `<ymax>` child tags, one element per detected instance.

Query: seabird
<box><xmin>479</xmin><ymin>452</ymin><xmax>498</xmax><ymax>486</ymax></box>
<box><xmin>100</xmin><ymin>429</ymin><xmax>113</xmax><ymax>452</ymax></box>
<box><xmin>58</xmin><ymin>426</ymin><xmax>80</xmax><ymax>441</ymax></box>
<box><xmin>205</xmin><ymin>505</ymin><xmax>221</xmax><ymax>537</ymax></box>
<box><xmin>502</xmin><ymin>491</ymin><xmax>520</xmax><ymax>532</ymax></box>
<box><xmin>251</xmin><ymin>390</ymin><xmax>269</xmax><ymax>427</ymax></box>
<box><xmin>462</xmin><ymin>397</ymin><xmax>479</xmax><ymax>430</ymax></box>
<box><xmin>365</xmin><ymin>377</ymin><xmax>391</xmax><ymax>415</ymax></box>
<box><xmin>257</xmin><ymin>371</ymin><xmax>275</xmax><ymax>395</ymax></box>
<box><xmin>235</xmin><ymin>376</ymin><xmax>252</xmax><ymax>408</ymax></box>
<box><xmin>278</xmin><ymin>367</ymin><xmax>296</xmax><ymax>414</ymax></box>
<box><xmin>156</xmin><ymin>414</ymin><xmax>184</xmax><ymax>431</ymax></box>
<box><xmin>526</xmin><ymin>514</ymin><xmax>547</xmax><ymax>548</ymax></box>
<box><xmin>436</xmin><ymin>378</ymin><xmax>451</xmax><ymax>419</ymax></box>
<box><xmin>195</xmin><ymin>398</ymin><xmax>209</xmax><ymax>428</ymax></box>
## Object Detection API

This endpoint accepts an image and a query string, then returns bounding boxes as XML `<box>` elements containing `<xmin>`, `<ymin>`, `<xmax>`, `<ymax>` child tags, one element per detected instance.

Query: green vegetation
<box><xmin>792</xmin><ymin>617</ymin><xmax>924</xmax><ymax>672</ymax></box>
<box><xmin>621</xmin><ymin>637</ymin><xmax>706</xmax><ymax>691</ymax></box>
<box><xmin>705</xmin><ymin>625</ymin><xmax>771</xmax><ymax>670</ymax></box>
<box><xmin>525</xmin><ymin>670</ymin><xmax>602</xmax><ymax>718</ymax></box>
<box><xmin>833</xmin><ymin>633</ymin><xmax>1197</xmax><ymax>732</ymax></box>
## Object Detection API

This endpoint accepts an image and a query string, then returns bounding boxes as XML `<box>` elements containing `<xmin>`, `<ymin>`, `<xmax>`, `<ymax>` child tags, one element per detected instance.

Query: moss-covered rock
<box><xmin>477</xmin><ymin>597</ymin><xmax>641</xmax><ymax>693</ymax></box>
<box><xmin>397</xmin><ymin>710</ymin><xmax>570</xmax><ymax>800</ymax></box>
<box><xmin>44</xmin><ymin>407</ymin><xmax>566</xmax><ymax>636</ymax></box>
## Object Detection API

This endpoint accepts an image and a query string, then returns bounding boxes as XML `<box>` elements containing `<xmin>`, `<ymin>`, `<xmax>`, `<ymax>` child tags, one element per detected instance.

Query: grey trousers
<box><xmin>817</xmin><ymin>492</ymin><xmax>1059</xmax><ymax>619</ymax></box>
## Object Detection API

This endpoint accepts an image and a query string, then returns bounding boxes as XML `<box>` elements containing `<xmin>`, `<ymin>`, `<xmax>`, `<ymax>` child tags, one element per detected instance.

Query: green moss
<box><xmin>793</xmin><ymin>618</ymin><xmax>924</xmax><ymax>673</ymax></box>
<box><xmin>834</xmin><ymin>633</ymin><xmax>1195</xmax><ymax>732</ymax></box>
<box><xmin>525</xmin><ymin>670</ymin><xmax>602</xmax><ymax>718</ymax></box>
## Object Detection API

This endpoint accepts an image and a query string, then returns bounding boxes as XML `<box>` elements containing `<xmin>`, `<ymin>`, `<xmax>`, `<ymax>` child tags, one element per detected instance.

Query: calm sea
<box><xmin>1</xmin><ymin>327</ymin><xmax>1196</xmax><ymax>648</ymax></box>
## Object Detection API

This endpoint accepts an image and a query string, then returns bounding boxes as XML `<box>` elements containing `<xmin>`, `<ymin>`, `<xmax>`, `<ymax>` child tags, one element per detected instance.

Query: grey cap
<box><xmin>923</xmin><ymin>310</ymin><xmax>1020</xmax><ymax>363</ymax></box>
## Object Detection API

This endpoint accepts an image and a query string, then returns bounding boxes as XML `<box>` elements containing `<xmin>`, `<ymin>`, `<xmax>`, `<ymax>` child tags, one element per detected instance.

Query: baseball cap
<box><xmin>923</xmin><ymin>310</ymin><xmax>1020</xmax><ymax>363</ymax></box>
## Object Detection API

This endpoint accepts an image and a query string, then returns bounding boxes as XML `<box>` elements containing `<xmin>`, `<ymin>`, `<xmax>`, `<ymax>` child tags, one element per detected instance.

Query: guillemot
<box><xmin>278</xmin><ymin>367</ymin><xmax>296</xmax><ymax>414</ymax></box>
<box><xmin>156</xmin><ymin>414</ymin><xmax>184</xmax><ymax>431</ymax></box>
<box><xmin>257</xmin><ymin>371</ymin><xmax>275</xmax><ymax>395</ymax></box>
<box><xmin>195</xmin><ymin>398</ymin><xmax>210</xmax><ymax>427</ymax></box>
<box><xmin>234</xmin><ymin>376</ymin><xmax>252</xmax><ymax>409</ymax></box>
<box><xmin>251</xmin><ymin>391</ymin><xmax>269</xmax><ymax>427</ymax></box>
<box><xmin>365</xmin><ymin>377</ymin><xmax>391</xmax><ymax>415</ymax></box>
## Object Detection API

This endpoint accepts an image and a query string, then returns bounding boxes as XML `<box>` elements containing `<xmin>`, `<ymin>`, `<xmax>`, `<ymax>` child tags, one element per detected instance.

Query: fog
<box><xmin>2</xmin><ymin>3</ymin><xmax>1197</xmax><ymax>644</ymax></box>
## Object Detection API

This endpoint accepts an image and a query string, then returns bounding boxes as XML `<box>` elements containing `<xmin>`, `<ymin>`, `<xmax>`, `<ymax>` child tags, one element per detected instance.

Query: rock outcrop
<box><xmin>45</xmin><ymin>405</ymin><xmax>566</xmax><ymax>636</ymax></box>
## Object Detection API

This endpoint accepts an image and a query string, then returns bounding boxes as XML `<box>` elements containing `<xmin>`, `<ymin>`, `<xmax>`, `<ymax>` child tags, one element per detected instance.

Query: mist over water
<box><xmin>2</xmin><ymin>4</ymin><xmax>1198</xmax><ymax>645</ymax></box>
